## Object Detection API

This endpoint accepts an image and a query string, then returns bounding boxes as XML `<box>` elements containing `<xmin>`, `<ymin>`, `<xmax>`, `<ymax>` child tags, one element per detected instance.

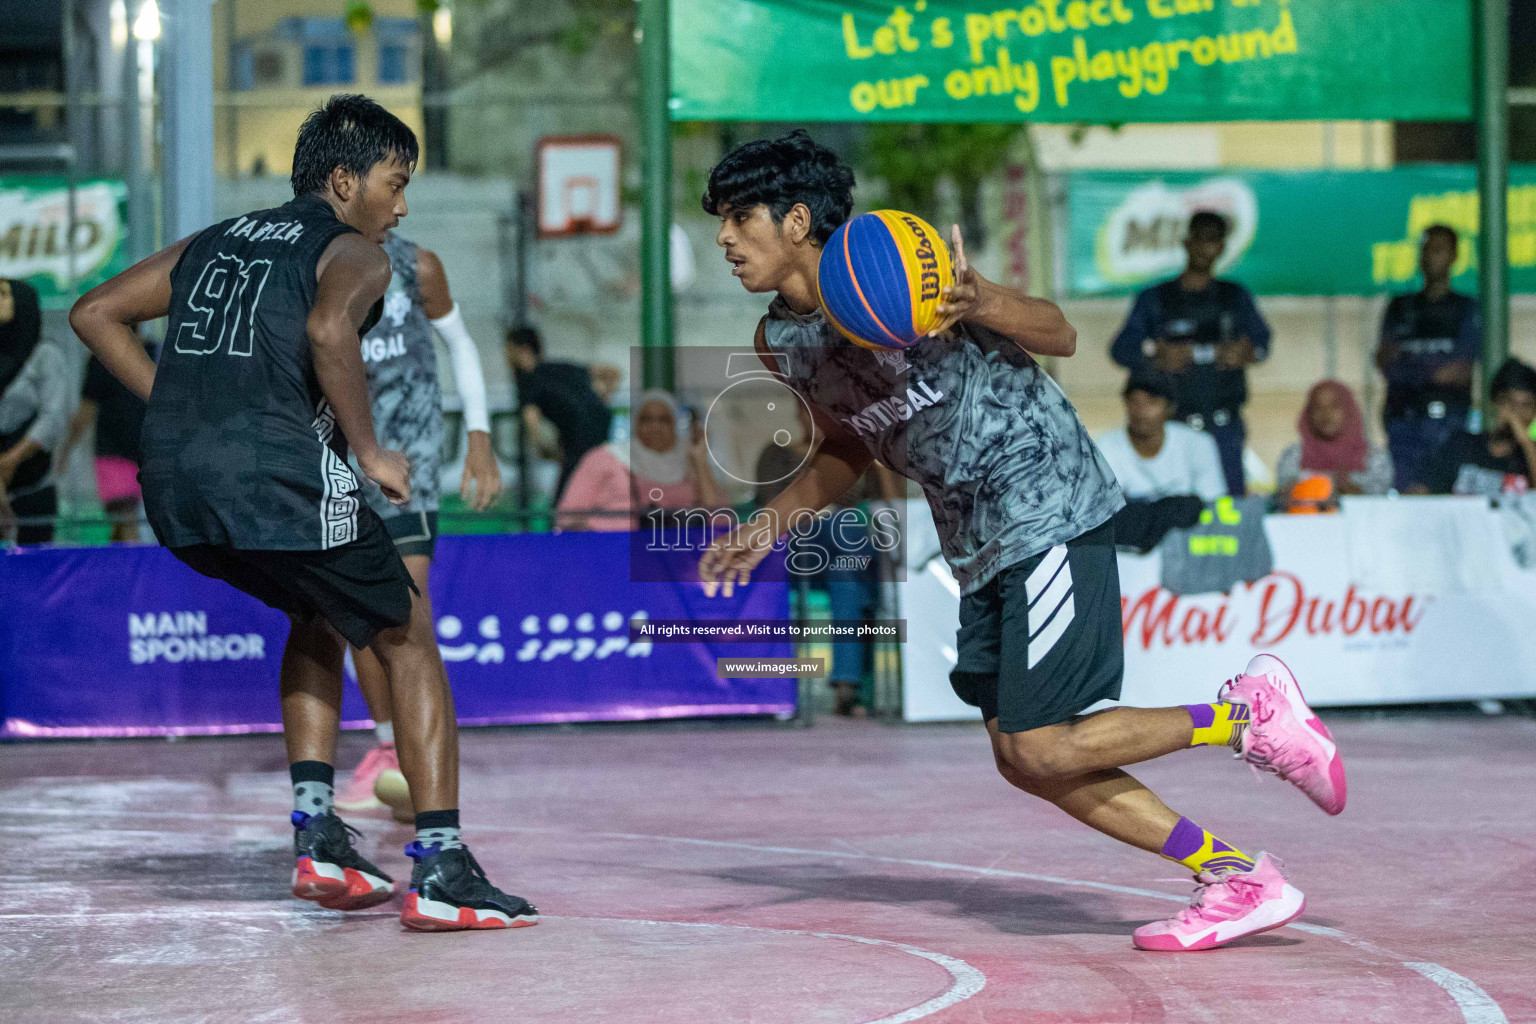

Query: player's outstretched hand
<box><xmin>461</xmin><ymin>433</ymin><xmax>502</xmax><ymax>512</ymax></box>
<box><xmin>698</xmin><ymin>517</ymin><xmax>777</xmax><ymax>598</ymax></box>
<box><xmin>930</xmin><ymin>224</ymin><xmax>980</xmax><ymax>337</ymax></box>
<box><xmin>360</xmin><ymin>447</ymin><xmax>412</xmax><ymax>506</ymax></box>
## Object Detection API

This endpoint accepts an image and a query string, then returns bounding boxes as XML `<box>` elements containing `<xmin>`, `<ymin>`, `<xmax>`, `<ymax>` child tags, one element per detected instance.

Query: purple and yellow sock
<box><xmin>1184</xmin><ymin>702</ymin><xmax>1249</xmax><ymax>749</ymax></box>
<box><xmin>1160</xmin><ymin>816</ymin><xmax>1256</xmax><ymax>875</ymax></box>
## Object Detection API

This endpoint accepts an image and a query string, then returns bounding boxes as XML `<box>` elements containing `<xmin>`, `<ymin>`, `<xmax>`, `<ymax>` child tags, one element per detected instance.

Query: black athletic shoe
<box><xmin>400</xmin><ymin>841</ymin><xmax>538</xmax><ymax>931</ymax></box>
<box><xmin>291</xmin><ymin>811</ymin><xmax>395</xmax><ymax>910</ymax></box>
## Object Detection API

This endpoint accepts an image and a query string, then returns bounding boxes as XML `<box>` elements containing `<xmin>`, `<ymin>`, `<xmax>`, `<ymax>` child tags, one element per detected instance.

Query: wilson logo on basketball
<box><xmin>902</xmin><ymin>216</ymin><xmax>943</xmax><ymax>302</ymax></box>
<box><xmin>1121</xmin><ymin>572</ymin><xmax>1428</xmax><ymax>650</ymax></box>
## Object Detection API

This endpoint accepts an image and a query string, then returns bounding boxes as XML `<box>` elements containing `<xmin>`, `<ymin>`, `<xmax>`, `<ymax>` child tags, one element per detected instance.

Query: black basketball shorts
<box><xmin>949</xmin><ymin>518</ymin><xmax>1124</xmax><ymax>734</ymax></box>
<box><xmin>170</xmin><ymin>506</ymin><xmax>416</xmax><ymax>651</ymax></box>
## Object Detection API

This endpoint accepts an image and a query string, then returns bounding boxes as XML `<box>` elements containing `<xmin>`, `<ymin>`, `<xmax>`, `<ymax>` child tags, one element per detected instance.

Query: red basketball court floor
<box><xmin>2</xmin><ymin>713</ymin><xmax>1531</xmax><ymax>1023</ymax></box>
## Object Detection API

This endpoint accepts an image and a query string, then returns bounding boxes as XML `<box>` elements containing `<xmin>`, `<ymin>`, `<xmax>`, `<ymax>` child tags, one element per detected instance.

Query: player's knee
<box><xmin>999</xmin><ymin>731</ymin><xmax>1078</xmax><ymax>781</ymax></box>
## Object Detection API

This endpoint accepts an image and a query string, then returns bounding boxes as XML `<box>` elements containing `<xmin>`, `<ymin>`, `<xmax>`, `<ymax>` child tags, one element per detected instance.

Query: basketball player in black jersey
<box><xmin>70</xmin><ymin>95</ymin><xmax>535</xmax><ymax>932</ymax></box>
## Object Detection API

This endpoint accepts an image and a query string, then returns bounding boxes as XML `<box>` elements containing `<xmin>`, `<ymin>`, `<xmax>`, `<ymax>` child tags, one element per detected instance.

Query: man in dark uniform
<box><xmin>69</xmin><ymin>94</ymin><xmax>534</xmax><ymax>933</ymax></box>
<box><xmin>1376</xmin><ymin>224</ymin><xmax>1480</xmax><ymax>491</ymax></box>
<box><xmin>1111</xmin><ymin>211</ymin><xmax>1271</xmax><ymax>496</ymax></box>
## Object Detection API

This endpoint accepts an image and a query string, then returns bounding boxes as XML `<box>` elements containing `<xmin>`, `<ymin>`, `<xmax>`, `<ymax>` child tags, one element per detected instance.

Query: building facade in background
<box><xmin>211</xmin><ymin>0</ymin><xmax>424</xmax><ymax>178</ymax></box>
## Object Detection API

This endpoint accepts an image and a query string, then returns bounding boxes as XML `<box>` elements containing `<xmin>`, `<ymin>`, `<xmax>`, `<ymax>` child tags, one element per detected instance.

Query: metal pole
<box><xmin>1476</xmin><ymin>0</ymin><xmax>1510</xmax><ymax>412</ymax></box>
<box><xmin>122</xmin><ymin>18</ymin><xmax>152</xmax><ymax>263</ymax></box>
<box><xmin>160</xmin><ymin>0</ymin><xmax>216</xmax><ymax>243</ymax></box>
<box><xmin>420</xmin><ymin>6</ymin><xmax>448</xmax><ymax>169</ymax></box>
<box><xmin>515</xmin><ymin>190</ymin><xmax>531</xmax><ymax>328</ymax></box>
<box><xmin>638</xmin><ymin>0</ymin><xmax>674</xmax><ymax>391</ymax></box>
<box><xmin>226</xmin><ymin>0</ymin><xmax>239</xmax><ymax>177</ymax></box>
<box><xmin>62</xmin><ymin>0</ymin><xmax>80</xmax><ymax>296</ymax></box>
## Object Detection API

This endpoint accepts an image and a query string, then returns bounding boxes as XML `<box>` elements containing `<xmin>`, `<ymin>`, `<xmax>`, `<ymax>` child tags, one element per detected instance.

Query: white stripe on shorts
<box><xmin>1026</xmin><ymin>546</ymin><xmax>1075</xmax><ymax>670</ymax></box>
<box><xmin>1025</xmin><ymin>544</ymin><xmax>1068</xmax><ymax>598</ymax></box>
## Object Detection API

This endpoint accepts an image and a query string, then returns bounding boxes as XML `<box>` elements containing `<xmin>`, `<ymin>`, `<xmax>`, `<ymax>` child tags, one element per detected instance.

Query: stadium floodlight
<box><xmin>132</xmin><ymin>0</ymin><xmax>160</xmax><ymax>42</ymax></box>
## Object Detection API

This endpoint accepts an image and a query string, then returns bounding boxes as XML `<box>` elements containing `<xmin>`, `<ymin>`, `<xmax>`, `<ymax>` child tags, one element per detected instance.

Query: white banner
<box><xmin>901</xmin><ymin>499</ymin><xmax>1536</xmax><ymax>721</ymax></box>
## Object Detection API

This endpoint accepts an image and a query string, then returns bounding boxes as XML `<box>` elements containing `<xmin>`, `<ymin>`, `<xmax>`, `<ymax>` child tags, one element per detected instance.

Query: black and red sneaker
<box><xmin>400</xmin><ymin>842</ymin><xmax>538</xmax><ymax>932</ymax></box>
<box><xmin>292</xmin><ymin>811</ymin><xmax>395</xmax><ymax>911</ymax></box>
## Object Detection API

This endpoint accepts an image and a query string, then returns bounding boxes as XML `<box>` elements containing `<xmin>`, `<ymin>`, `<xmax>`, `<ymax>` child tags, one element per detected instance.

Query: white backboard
<box><xmin>536</xmin><ymin>135</ymin><xmax>622</xmax><ymax>238</ymax></box>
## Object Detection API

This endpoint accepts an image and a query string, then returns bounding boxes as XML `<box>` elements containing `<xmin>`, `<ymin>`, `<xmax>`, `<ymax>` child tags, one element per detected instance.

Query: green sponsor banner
<box><xmin>671</xmin><ymin>0</ymin><xmax>1471</xmax><ymax>123</ymax></box>
<box><xmin>0</xmin><ymin>177</ymin><xmax>130</xmax><ymax>309</ymax></box>
<box><xmin>1064</xmin><ymin>166</ymin><xmax>1536</xmax><ymax>298</ymax></box>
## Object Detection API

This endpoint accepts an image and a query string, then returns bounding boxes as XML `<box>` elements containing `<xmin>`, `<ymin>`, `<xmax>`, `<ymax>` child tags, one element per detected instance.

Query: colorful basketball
<box><xmin>818</xmin><ymin>210</ymin><xmax>954</xmax><ymax>351</ymax></box>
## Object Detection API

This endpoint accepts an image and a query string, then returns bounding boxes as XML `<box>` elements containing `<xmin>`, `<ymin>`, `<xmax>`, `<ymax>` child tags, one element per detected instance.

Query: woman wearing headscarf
<box><xmin>556</xmin><ymin>389</ymin><xmax>726</xmax><ymax>531</ymax></box>
<box><xmin>0</xmin><ymin>279</ymin><xmax>70</xmax><ymax>545</ymax></box>
<box><xmin>1275</xmin><ymin>380</ymin><xmax>1393</xmax><ymax>510</ymax></box>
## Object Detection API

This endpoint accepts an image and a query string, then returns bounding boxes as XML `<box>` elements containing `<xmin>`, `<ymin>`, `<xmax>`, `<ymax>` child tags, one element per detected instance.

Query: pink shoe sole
<box><xmin>1134</xmin><ymin>895</ymin><xmax>1306</xmax><ymax>952</ymax></box>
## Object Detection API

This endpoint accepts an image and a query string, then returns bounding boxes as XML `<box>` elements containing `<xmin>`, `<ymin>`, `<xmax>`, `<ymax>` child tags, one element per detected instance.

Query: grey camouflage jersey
<box><xmin>762</xmin><ymin>298</ymin><xmax>1123</xmax><ymax>595</ymax></box>
<box><xmin>360</xmin><ymin>233</ymin><xmax>443</xmax><ymax>514</ymax></box>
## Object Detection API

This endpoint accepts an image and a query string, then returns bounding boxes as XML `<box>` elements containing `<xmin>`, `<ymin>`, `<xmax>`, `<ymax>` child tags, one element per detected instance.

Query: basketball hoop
<box><xmin>536</xmin><ymin>136</ymin><xmax>622</xmax><ymax>239</ymax></box>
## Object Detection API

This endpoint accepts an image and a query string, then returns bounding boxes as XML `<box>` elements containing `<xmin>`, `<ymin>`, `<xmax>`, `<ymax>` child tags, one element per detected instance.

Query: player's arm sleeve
<box><xmin>430</xmin><ymin>303</ymin><xmax>491</xmax><ymax>433</ymax></box>
<box><xmin>1110</xmin><ymin>290</ymin><xmax>1157</xmax><ymax>370</ymax></box>
<box><xmin>1193</xmin><ymin>431</ymin><xmax>1229</xmax><ymax>502</ymax></box>
<box><xmin>1234</xmin><ymin>286</ymin><xmax>1271</xmax><ymax>360</ymax></box>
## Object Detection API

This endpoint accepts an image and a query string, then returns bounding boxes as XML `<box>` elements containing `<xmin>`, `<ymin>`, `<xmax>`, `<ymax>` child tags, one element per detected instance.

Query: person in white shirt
<box><xmin>1096</xmin><ymin>371</ymin><xmax>1228</xmax><ymax>503</ymax></box>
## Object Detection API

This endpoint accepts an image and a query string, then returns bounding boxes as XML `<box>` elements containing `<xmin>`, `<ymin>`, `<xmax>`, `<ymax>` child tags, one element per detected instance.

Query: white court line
<box><xmin>0</xmin><ymin>899</ymin><xmax>984</xmax><ymax>1024</ymax></box>
<box><xmin>1404</xmin><ymin>963</ymin><xmax>1513</xmax><ymax>1024</ymax></box>
<box><xmin>0</xmin><ymin>805</ymin><xmax>1508</xmax><ymax>1024</ymax></box>
<box><xmin>547</xmin><ymin>917</ymin><xmax>985</xmax><ymax>1024</ymax></box>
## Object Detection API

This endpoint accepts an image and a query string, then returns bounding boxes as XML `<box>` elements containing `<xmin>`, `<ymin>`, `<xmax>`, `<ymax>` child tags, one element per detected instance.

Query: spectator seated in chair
<box><xmin>1096</xmin><ymin>370</ymin><xmax>1227</xmax><ymax>503</ymax></box>
<box><xmin>556</xmin><ymin>389</ymin><xmax>726</xmax><ymax>532</ymax></box>
<box><xmin>1275</xmin><ymin>380</ymin><xmax>1392</xmax><ymax>513</ymax></box>
<box><xmin>0</xmin><ymin>279</ymin><xmax>68</xmax><ymax>546</ymax></box>
<box><xmin>1415</xmin><ymin>358</ymin><xmax>1536</xmax><ymax>498</ymax></box>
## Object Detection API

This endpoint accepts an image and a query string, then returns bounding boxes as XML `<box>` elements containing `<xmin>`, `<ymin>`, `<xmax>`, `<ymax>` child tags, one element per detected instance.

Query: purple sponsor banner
<box><xmin>0</xmin><ymin>533</ymin><xmax>793</xmax><ymax>738</ymax></box>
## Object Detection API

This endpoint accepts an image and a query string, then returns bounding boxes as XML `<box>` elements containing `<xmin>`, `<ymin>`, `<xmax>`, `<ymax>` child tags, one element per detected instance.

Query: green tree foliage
<box><xmin>456</xmin><ymin>0</ymin><xmax>635</xmax><ymax>68</ymax></box>
<box><xmin>861</xmin><ymin>123</ymin><xmax>1024</xmax><ymax>251</ymax></box>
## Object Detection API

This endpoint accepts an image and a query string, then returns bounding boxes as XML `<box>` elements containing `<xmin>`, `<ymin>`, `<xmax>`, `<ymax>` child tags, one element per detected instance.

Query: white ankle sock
<box><xmin>375</xmin><ymin>721</ymin><xmax>394</xmax><ymax>745</ymax></box>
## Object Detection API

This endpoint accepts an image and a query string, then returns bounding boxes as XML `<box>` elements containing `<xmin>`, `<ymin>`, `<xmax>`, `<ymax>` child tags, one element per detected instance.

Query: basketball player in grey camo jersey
<box><xmin>697</xmin><ymin>132</ymin><xmax>1344</xmax><ymax>954</ymax></box>
<box><xmin>337</xmin><ymin>231</ymin><xmax>501</xmax><ymax>818</ymax></box>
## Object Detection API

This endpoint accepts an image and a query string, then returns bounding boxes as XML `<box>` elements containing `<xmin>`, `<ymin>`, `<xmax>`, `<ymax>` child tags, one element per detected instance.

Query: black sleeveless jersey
<box><xmin>142</xmin><ymin>194</ymin><xmax>378</xmax><ymax>550</ymax></box>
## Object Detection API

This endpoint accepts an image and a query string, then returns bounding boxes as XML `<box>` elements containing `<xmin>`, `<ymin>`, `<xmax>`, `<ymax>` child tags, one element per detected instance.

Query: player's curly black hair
<box><xmin>702</xmin><ymin>130</ymin><xmax>855</xmax><ymax>246</ymax></box>
<box><xmin>290</xmin><ymin>94</ymin><xmax>419</xmax><ymax>198</ymax></box>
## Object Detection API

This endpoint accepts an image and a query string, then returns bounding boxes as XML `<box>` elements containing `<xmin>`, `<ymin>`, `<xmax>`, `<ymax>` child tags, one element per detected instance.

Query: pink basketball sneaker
<box><xmin>1133</xmin><ymin>853</ymin><xmax>1305</xmax><ymax>952</ymax></box>
<box><xmin>1220</xmin><ymin>654</ymin><xmax>1347</xmax><ymax>815</ymax></box>
<box><xmin>335</xmin><ymin>743</ymin><xmax>397</xmax><ymax>813</ymax></box>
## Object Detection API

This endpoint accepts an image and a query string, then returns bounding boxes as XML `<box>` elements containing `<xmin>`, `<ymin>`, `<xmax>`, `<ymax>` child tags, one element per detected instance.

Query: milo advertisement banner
<box><xmin>1065</xmin><ymin>166</ymin><xmax>1536</xmax><ymax>297</ymax></box>
<box><xmin>0</xmin><ymin>177</ymin><xmax>130</xmax><ymax>308</ymax></box>
<box><xmin>671</xmin><ymin>0</ymin><xmax>1471</xmax><ymax>123</ymax></box>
